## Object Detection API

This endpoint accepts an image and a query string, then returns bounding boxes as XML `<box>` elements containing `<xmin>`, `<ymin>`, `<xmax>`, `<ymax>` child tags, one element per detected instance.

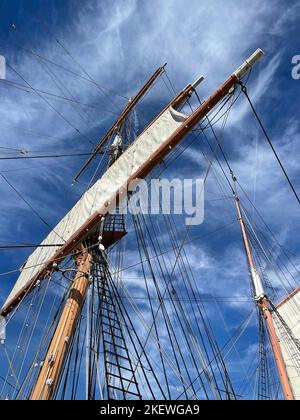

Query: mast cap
<box><xmin>233</xmin><ymin>48</ymin><xmax>264</xmax><ymax>80</ymax></box>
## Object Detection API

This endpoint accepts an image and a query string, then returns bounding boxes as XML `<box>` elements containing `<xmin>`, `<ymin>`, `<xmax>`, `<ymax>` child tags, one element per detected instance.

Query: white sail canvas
<box><xmin>274</xmin><ymin>288</ymin><xmax>300</xmax><ymax>400</ymax></box>
<box><xmin>2</xmin><ymin>107</ymin><xmax>188</xmax><ymax>312</ymax></box>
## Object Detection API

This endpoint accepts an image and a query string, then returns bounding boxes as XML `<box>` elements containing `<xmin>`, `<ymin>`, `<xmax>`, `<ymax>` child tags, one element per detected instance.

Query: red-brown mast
<box><xmin>234</xmin><ymin>193</ymin><xmax>294</xmax><ymax>400</ymax></box>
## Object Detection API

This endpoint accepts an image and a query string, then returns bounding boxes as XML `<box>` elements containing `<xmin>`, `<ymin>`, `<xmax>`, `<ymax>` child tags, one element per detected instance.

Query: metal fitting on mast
<box><xmin>233</xmin><ymin>48</ymin><xmax>264</xmax><ymax>80</ymax></box>
<box><xmin>0</xmin><ymin>316</ymin><xmax>6</xmax><ymax>344</ymax></box>
<box><xmin>250</xmin><ymin>268</ymin><xmax>265</xmax><ymax>302</ymax></box>
<box><xmin>182</xmin><ymin>75</ymin><xmax>205</xmax><ymax>98</ymax></box>
<box><xmin>191</xmin><ymin>75</ymin><xmax>205</xmax><ymax>90</ymax></box>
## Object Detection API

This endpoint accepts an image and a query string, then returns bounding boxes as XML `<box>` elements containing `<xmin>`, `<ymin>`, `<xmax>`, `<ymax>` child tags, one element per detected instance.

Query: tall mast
<box><xmin>233</xmin><ymin>193</ymin><xmax>294</xmax><ymax>400</ymax></box>
<box><xmin>30</xmin><ymin>247</ymin><xmax>92</xmax><ymax>400</ymax></box>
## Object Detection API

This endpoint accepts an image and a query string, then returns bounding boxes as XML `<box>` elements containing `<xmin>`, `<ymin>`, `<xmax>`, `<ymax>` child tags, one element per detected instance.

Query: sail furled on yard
<box><xmin>2</xmin><ymin>49</ymin><xmax>266</xmax><ymax>317</ymax></box>
<box><xmin>273</xmin><ymin>288</ymin><xmax>300</xmax><ymax>399</ymax></box>
<box><xmin>2</xmin><ymin>107</ymin><xmax>188</xmax><ymax>314</ymax></box>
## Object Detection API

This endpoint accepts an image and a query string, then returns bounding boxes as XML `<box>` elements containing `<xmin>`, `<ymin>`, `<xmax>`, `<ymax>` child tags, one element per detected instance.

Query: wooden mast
<box><xmin>234</xmin><ymin>194</ymin><xmax>294</xmax><ymax>400</ymax></box>
<box><xmin>30</xmin><ymin>246</ymin><xmax>92</xmax><ymax>400</ymax></box>
<box><xmin>73</xmin><ymin>64</ymin><xmax>168</xmax><ymax>183</ymax></box>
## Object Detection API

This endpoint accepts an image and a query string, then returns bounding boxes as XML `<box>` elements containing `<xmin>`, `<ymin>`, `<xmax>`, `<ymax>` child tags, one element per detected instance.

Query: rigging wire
<box><xmin>106</xmin><ymin>263</ymin><xmax>196</xmax><ymax>399</ymax></box>
<box><xmin>1</xmin><ymin>345</ymin><xmax>21</xmax><ymax>394</ymax></box>
<box><xmin>0</xmin><ymin>173</ymin><xmax>66</xmax><ymax>242</ymax></box>
<box><xmin>36</xmin><ymin>17</ymin><xmax>122</xmax><ymax>113</ymax></box>
<box><xmin>159</xmin><ymin>86</ymin><xmax>235</xmax><ymax>296</ymax></box>
<box><xmin>132</xmin><ymin>214</ymin><xmax>173</xmax><ymax>398</ymax></box>
<box><xmin>15</xmin><ymin>274</ymin><xmax>71</xmax><ymax>399</ymax></box>
<box><xmin>95</xmin><ymin>251</ymin><xmax>168</xmax><ymax>399</ymax></box>
<box><xmin>257</xmin><ymin>311</ymin><xmax>271</xmax><ymax>400</ymax></box>
<box><xmin>175</xmin><ymin>309</ymin><xmax>256</xmax><ymax>400</ymax></box>
<box><xmin>131</xmin><ymin>212</ymin><xmax>202</xmax><ymax>398</ymax></box>
<box><xmin>0</xmin><ymin>151</ymin><xmax>105</xmax><ymax>160</ymax></box>
<box><xmin>0</xmin><ymin>119</ymin><xmax>75</xmax><ymax>142</ymax></box>
<box><xmin>242</xmin><ymin>203</ymin><xmax>300</xmax><ymax>303</ymax></box>
<box><xmin>0</xmin><ymin>244</ymin><xmax>64</xmax><ymax>250</ymax></box>
<box><xmin>0</xmin><ymin>276</ymin><xmax>46</xmax><ymax>398</ymax></box>
<box><xmin>239</xmin><ymin>82</ymin><xmax>300</xmax><ymax>208</ymax></box>
<box><xmin>1</xmin><ymin>37</ymin><xmax>129</xmax><ymax>100</ymax></box>
<box><xmin>0</xmin><ymin>374</ymin><xmax>18</xmax><ymax>398</ymax></box>
<box><xmin>0</xmin><ymin>79</ymin><xmax>118</xmax><ymax>115</ymax></box>
<box><xmin>34</xmin><ymin>54</ymin><xmax>99</xmax><ymax>130</ymax></box>
<box><xmin>7</xmin><ymin>63</ymin><xmax>96</xmax><ymax>147</ymax></box>
<box><xmin>157</xmin><ymin>201</ymin><xmax>236</xmax><ymax>399</ymax></box>
<box><xmin>106</xmin><ymin>243</ymin><xmax>204</xmax><ymax>399</ymax></box>
<box><xmin>0</xmin><ymin>220</ymin><xmax>237</xmax><ymax>279</ymax></box>
<box><xmin>119</xmin><ymin>105</ymin><xmax>236</xmax><ymax>399</ymax></box>
<box><xmin>195</xmin><ymin>82</ymin><xmax>300</xmax><ymax>300</ymax></box>
<box><xmin>12</xmin><ymin>277</ymin><xmax>52</xmax><ymax>399</ymax></box>
<box><xmin>143</xmin><ymin>176</ymin><xmax>232</xmax><ymax>398</ymax></box>
<box><xmin>237</xmin><ymin>179</ymin><xmax>300</xmax><ymax>279</ymax></box>
<box><xmin>0</xmin><ymin>282</ymin><xmax>40</xmax><ymax>398</ymax></box>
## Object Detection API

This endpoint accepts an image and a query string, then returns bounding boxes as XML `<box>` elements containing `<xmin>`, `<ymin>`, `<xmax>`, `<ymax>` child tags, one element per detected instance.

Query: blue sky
<box><xmin>0</xmin><ymin>0</ymin><xmax>300</xmax><ymax>399</ymax></box>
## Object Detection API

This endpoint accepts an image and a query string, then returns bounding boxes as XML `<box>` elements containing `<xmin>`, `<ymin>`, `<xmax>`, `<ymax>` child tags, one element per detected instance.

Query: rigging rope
<box><xmin>239</xmin><ymin>82</ymin><xmax>300</xmax><ymax>208</ymax></box>
<box><xmin>0</xmin><ymin>221</ymin><xmax>237</xmax><ymax>278</ymax></box>
<box><xmin>131</xmin><ymin>212</ymin><xmax>202</xmax><ymax>398</ymax></box>
<box><xmin>1</xmin><ymin>37</ymin><xmax>129</xmax><ymax>100</ymax></box>
<box><xmin>0</xmin><ymin>244</ymin><xmax>64</xmax><ymax>250</ymax></box>
<box><xmin>0</xmin><ymin>151</ymin><xmax>105</xmax><ymax>161</ymax></box>
<box><xmin>0</xmin><ymin>173</ymin><xmax>66</xmax><ymax>243</ymax></box>
<box><xmin>0</xmin><ymin>79</ymin><xmax>118</xmax><ymax>115</ymax></box>
<box><xmin>7</xmin><ymin>63</ymin><xmax>96</xmax><ymax>147</ymax></box>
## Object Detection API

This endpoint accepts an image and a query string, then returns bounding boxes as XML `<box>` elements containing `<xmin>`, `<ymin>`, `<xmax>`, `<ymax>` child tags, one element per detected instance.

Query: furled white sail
<box><xmin>2</xmin><ymin>107</ymin><xmax>188</xmax><ymax>312</ymax></box>
<box><xmin>273</xmin><ymin>288</ymin><xmax>300</xmax><ymax>400</ymax></box>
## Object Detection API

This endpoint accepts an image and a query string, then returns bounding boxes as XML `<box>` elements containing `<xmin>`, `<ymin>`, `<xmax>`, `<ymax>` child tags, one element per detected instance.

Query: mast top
<box><xmin>72</xmin><ymin>64</ymin><xmax>167</xmax><ymax>183</ymax></box>
<box><xmin>234</xmin><ymin>48</ymin><xmax>264</xmax><ymax>80</ymax></box>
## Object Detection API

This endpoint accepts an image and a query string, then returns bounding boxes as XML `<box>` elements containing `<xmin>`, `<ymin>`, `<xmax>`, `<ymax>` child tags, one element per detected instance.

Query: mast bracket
<box><xmin>0</xmin><ymin>316</ymin><xmax>6</xmax><ymax>344</ymax></box>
